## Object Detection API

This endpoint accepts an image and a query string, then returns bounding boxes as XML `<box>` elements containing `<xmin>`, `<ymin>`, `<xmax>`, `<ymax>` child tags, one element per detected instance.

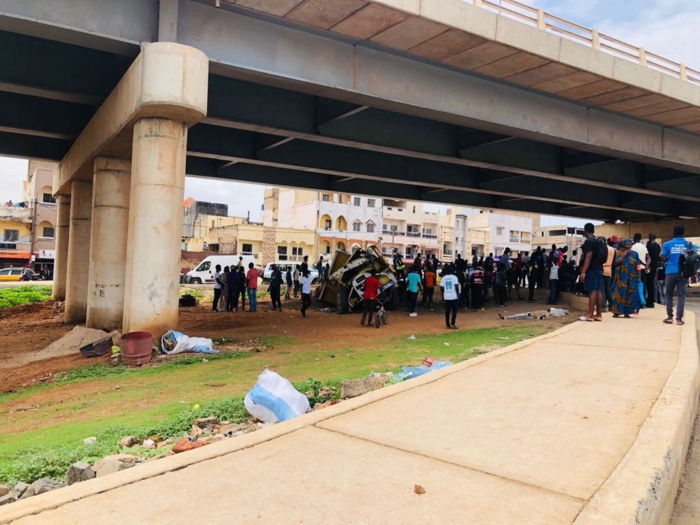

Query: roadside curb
<box><xmin>0</xmin><ymin>321</ymin><xmax>579</xmax><ymax>524</ymax></box>
<box><xmin>573</xmin><ymin>313</ymin><xmax>699</xmax><ymax>525</ymax></box>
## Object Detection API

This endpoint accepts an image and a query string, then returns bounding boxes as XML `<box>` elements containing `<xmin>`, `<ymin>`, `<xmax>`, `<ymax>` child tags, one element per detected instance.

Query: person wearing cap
<box><xmin>602</xmin><ymin>236</ymin><xmax>618</xmax><ymax>311</ymax></box>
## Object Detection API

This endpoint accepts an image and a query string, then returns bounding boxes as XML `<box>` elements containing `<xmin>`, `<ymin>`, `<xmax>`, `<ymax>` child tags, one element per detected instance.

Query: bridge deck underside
<box><xmin>0</xmin><ymin>1</ymin><xmax>699</xmax><ymax>223</ymax></box>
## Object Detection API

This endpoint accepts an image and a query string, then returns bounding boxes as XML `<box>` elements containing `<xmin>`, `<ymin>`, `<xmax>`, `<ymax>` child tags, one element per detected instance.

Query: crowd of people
<box><xmin>205</xmin><ymin>225</ymin><xmax>698</xmax><ymax>328</ymax></box>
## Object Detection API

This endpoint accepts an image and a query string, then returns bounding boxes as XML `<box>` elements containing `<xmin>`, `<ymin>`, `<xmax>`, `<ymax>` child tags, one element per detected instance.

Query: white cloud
<box><xmin>185</xmin><ymin>177</ymin><xmax>266</xmax><ymax>221</ymax></box>
<box><xmin>0</xmin><ymin>157</ymin><xmax>28</xmax><ymax>203</ymax></box>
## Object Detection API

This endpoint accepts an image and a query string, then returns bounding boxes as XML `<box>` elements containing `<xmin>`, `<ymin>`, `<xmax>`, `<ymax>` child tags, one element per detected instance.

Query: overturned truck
<box><xmin>318</xmin><ymin>245</ymin><xmax>399</xmax><ymax>313</ymax></box>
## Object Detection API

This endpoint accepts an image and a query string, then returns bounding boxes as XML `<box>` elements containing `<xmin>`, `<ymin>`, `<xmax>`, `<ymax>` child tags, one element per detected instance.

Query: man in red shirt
<box><xmin>361</xmin><ymin>269</ymin><xmax>381</xmax><ymax>327</ymax></box>
<box><xmin>246</xmin><ymin>262</ymin><xmax>260</xmax><ymax>312</ymax></box>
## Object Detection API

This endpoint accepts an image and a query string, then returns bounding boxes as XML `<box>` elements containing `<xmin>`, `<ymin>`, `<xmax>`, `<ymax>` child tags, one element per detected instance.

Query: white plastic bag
<box><xmin>160</xmin><ymin>330</ymin><xmax>217</xmax><ymax>355</ymax></box>
<box><xmin>244</xmin><ymin>370</ymin><xmax>310</xmax><ymax>423</ymax></box>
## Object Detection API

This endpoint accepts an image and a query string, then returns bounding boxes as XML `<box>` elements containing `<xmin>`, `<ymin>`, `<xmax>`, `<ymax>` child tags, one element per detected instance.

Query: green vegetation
<box><xmin>0</xmin><ymin>324</ymin><xmax>551</xmax><ymax>486</ymax></box>
<box><xmin>0</xmin><ymin>286</ymin><xmax>52</xmax><ymax>309</ymax></box>
<box><xmin>181</xmin><ymin>288</ymin><xmax>204</xmax><ymax>299</ymax></box>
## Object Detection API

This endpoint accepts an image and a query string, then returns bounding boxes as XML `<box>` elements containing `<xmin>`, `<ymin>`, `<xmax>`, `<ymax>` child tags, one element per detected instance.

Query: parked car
<box><xmin>262</xmin><ymin>262</ymin><xmax>319</xmax><ymax>284</ymax></box>
<box><xmin>185</xmin><ymin>255</ymin><xmax>257</xmax><ymax>284</ymax></box>
<box><xmin>0</xmin><ymin>267</ymin><xmax>24</xmax><ymax>281</ymax></box>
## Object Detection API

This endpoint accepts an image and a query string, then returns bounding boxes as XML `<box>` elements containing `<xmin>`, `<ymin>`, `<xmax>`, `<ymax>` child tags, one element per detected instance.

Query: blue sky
<box><xmin>1</xmin><ymin>1</ymin><xmax>697</xmax><ymax>225</ymax></box>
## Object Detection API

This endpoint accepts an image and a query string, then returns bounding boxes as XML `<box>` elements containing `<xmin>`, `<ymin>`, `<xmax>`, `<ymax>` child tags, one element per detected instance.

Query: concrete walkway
<box><xmin>1</xmin><ymin>309</ymin><xmax>697</xmax><ymax>525</ymax></box>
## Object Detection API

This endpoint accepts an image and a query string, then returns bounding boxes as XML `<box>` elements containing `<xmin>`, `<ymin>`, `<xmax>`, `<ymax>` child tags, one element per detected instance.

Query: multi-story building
<box><xmin>270</xmin><ymin>189</ymin><xmax>382</xmax><ymax>257</ymax></box>
<box><xmin>0</xmin><ymin>161</ymin><xmax>57</xmax><ymax>272</ymax></box>
<box><xmin>466</xmin><ymin>210</ymin><xmax>534</xmax><ymax>257</ymax></box>
<box><xmin>532</xmin><ymin>225</ymin><xmax>586</xmax><ymax>255</ymax></box>
<box><xmin>380</xmin><ymin>199</ymin><xmax>440</xmax><ymax>262</ymax></box>
<box><xmin>439</xmin><ymin>207</ymin><xmax>469</xmax><ymax>263</ymax></box>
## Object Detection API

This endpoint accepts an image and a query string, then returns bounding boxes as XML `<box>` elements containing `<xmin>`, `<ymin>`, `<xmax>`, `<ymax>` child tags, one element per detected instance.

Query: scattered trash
<box><xmin>443</xmin><ymin>342</ymin><xmax>450</xmax><ymax>346</ymax></box>
<box><xmin>392</xmin><ymin>360</ymin><xmax>452</xmax><ymax>382</ymax></box>
<box><xmin>161</xmin><ymin>330</ymin><xmax>217</xmax><ymax>355</ymax></box>
<box><xmin>414</xmin><ymin>484</ymin><xmax>426</xmax><ymax>495</ymax></box>
<box><xmin>244</xmin><ymin>370</ymin><xmax>311</xmax><ymax>424</ymax></box>
<box><xmin>496</xmin><ymin>336</ymin><xmax>510</xmax><ymax>340</ymax></box>
<box><xmin>83</xmin><ymin>437</ymin><xmax>97</xmax><ymax>445</ymax></box>
<box><xmin>142</xmin><ymin>439</ymin><xmax>155</xmax><ymax>448</ymax></box>
<box><xmin>79</xmin><ymin>336</ymin><xmax>113</xmax><ymax>358</ymax></box>
<box><xmin>408</xmin><ymin>335</ymin><xmax>416</xmax><ymax>340</ymax></box>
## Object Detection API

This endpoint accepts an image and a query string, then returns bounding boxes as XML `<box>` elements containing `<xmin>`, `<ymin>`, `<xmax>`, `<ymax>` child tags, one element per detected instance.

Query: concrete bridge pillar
<box><xmin>122</xmin><ymin>118</ymin><xmax>188</xmax><ymax>336</ymax></box>
<box><xmin>51</xmin><ymin>195</ymin><xmax>71</xmax><ymax>301</ymax></box>
<box><xmin>64</xmin><ymin>180</ymin><xmax>93</xmax><ymax>323</ymax></box>
<box><xmin>86</xmin><ymin>158</ymin><xmax>131</xmax><ymax>331</ymax></box>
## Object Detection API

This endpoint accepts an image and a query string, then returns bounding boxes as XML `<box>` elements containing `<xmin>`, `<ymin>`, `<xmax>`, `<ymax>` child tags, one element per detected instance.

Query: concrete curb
<box><xmin>0</xmin><ymin>321</ymin><xmax>579</xmax><ymax>524</ymax></box>
<box><xmin>573</xmin><ymin>312</ymin><xmax>699</xmax><ymax>525</ymax></box>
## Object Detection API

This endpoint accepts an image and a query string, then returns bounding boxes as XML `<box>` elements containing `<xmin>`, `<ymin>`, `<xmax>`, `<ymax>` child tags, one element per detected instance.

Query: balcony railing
<box><xmin>423</xmin><ymin>234</ymin><xmax>438</xmax><ymax>239</ymax></box>
<box><xmin>406</xmin><ymin>231</ymin><xmax>421</xmax><ymax>237</ymax></box>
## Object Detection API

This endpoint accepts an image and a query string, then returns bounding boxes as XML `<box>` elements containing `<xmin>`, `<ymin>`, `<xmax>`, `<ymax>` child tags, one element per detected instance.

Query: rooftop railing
<box><xmin>468</xmin><ymin>0</ymin><xmax>700</xmax><ymax>85</ymax></box>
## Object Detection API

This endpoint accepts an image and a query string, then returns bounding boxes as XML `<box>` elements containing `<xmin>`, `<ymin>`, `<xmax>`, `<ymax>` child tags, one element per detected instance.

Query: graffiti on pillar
<box><xmin>93</xmin><ymin>283</ymin><xmax>122</xmax><ymax>298</ymax></box>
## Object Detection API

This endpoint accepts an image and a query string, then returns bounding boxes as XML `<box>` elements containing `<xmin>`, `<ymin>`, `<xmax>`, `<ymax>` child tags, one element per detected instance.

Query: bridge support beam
<box><xmin>64</xmin><ymin>180</ymin><xmax>93</xmax><ymax>323</ymax></box>
<box><xmin>86</xmin><ymin>158</ymin><xmax>131</xmax><ymax>331</ymax></box>
<box><xmin>55</xmin><ymin>42</ymin><xmax>208</xmax><ymax>336</ymax></box>
<box><xmin>123</xmin><ymin>118</ymin><xmax>188</xmax><ymax>336</ymax></box>
<box><xmin>52</xmin><ymin>195</ymin><xmax>70</xmax><ymax>301</ymax></box>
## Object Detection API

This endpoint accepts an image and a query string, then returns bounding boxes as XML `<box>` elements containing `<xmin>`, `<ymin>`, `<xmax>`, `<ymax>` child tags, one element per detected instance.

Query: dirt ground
<box><xmin>0</xmin><ymin>293</ymin><xmax>576</xmax><ymax>393</ymax></box>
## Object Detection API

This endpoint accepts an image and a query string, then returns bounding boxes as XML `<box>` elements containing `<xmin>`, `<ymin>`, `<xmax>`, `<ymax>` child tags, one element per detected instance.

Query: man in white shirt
<box><xmin>631</xmin><ymin>232</ymin><xmax>649</xmax><ymax>269</ymax></box>
<box><xmin>440</xmin><ymin>265</ymin><xmax>461</xmax><ymax>330</ymax></box>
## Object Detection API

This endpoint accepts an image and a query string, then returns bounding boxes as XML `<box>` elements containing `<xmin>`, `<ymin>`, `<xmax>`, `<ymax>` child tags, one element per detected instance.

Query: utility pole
<box><xmin>29</xmin><ymin>198</ymin><xmax>37</xmax><ymax>270</ymax></box>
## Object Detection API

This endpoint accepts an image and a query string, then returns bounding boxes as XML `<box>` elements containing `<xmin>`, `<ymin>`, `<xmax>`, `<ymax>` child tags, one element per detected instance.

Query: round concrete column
<box><xmin>86</xmin><ymin>158</ymin><xmax>131</xmax><ymax>331</ymax></box>
<box><xmin>51</xmin><ymin>195</ymin><xmax>71</xmax><ymax>301</ymax></box>
<box><xmin>123</xmin><ymin>118</ymin><xmax>187</xmax><ymax>337</ymax></box>
<box><xmin>64</xmin><ymin>180</ymin><xmax>93</xmax><ymax>323</ymax></box>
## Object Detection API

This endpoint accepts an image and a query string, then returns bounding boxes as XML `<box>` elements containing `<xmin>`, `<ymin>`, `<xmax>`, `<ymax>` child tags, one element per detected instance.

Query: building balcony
<box><xmin>422</xmin><ymin>234</ymin><xmax>438</xmax><ymax>239</ymax></box>
<box><xmin>406</xmin><ymin>231</ymin><xmax>421</xmax><ymax>237</ymax></box>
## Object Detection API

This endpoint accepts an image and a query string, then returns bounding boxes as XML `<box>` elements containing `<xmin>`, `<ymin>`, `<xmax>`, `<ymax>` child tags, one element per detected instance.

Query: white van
<box><xmin>185</xmin><ymin>255</ymin><xmax>257</xmax><ymax>284</ymax></box>
<box><xmin>262</xmin><ymin>261</ymin><xmax>319</xmax><ymax>284</ymax></box>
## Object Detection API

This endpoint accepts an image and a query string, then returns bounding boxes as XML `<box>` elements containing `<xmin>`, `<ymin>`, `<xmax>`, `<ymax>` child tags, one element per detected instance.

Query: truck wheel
<box><xmin>337</xmin><ymin>286</ymin><xmax>349</xmax><ymax>314</ymax></box>
<box><xmin>191</xmin><ymin>278</ymin><xmax>202</xmax><ymax>284</ymax></box>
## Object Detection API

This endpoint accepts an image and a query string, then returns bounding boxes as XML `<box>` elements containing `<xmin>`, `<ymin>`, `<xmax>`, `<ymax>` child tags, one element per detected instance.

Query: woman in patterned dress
<box><xmin>610</xmin><ymin>238</ymin><xmax>641</xmax><ymax>318</ymax></box>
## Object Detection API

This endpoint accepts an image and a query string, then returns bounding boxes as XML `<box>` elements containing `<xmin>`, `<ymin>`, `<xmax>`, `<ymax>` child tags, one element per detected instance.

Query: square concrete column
<box><xmin>123</xmin><ymin>118</ymin><xmax>187</xmax><ymax>337</ymax></box>
<box><xmin>64</xmin><ymin>180</ymin><xmax>93</xmax><ymax>323</ymax></box>
<box><xmin>86</xmin><ymin>158</ymin><xmax>131</xmax><ymax>331</ymax></box>
<box><xmin>51</xmin><ymin>194</ymin><xmax>71</xmax><ymax>301</ymax></box>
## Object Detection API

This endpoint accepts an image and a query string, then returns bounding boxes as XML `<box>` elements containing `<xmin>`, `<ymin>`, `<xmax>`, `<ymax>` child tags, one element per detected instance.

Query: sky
<box><xmin>1</xmin><ymin>0</ymin><xmax>696</xmax><ymax>226</ymax></box>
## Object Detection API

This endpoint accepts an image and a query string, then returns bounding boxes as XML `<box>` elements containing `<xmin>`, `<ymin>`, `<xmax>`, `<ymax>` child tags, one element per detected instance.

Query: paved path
<box><xmin>1</xmin><ymin>308</ymin><xmax>696</xmax><ymax>525</ymax></box>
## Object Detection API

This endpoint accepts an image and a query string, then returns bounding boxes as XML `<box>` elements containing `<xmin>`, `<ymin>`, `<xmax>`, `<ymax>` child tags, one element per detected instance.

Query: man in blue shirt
<box><xmin>406</xmin><ymin>267</ymin><xmax>423</xmax><ymax>317</ymax></box>
<box><xmin>662</xmin><ymin>225</ymin><xmax>698</xmax><ymax>325</ymax></box>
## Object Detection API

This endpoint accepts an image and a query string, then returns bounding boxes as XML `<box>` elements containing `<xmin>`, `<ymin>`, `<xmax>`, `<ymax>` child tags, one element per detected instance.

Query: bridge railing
<box><xmin>468</xmin><ymin>0</ymin><xmax>700</xmax><ymax>85</ymax></box>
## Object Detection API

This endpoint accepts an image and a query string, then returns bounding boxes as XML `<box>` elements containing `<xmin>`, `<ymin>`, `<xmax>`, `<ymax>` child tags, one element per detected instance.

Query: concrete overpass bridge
<box><xmin>1</xmin><ymin>0</ymin><xmax>699</xmax><ymax>334</ymax></box>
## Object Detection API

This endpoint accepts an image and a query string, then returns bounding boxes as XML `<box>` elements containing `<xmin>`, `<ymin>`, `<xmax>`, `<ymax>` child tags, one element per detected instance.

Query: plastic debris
<box><xmin>244</xmin><ymin>370</ymin><xmax>311</xmax><ymax>424</ymax></box>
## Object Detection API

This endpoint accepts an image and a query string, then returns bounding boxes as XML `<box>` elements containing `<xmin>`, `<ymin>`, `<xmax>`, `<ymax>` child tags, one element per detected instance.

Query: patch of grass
<box><xmin>54</xmin><ymin>351</ymin><xmax>252</xmax><ymax>384</ymax></box>
<box><xmin>181</xmin><ymin>288</ymin><xmax>204</xmax><ymax>299</ymax></box>
<box><xmin>0</xmin><ymin>286</ymin><xmax>52</xmax><ymax>309</ymax></box>
<box><xmin>0</xmin><ymin>381</ymin><xmax>335</xmax><ymax>486</ymax></box>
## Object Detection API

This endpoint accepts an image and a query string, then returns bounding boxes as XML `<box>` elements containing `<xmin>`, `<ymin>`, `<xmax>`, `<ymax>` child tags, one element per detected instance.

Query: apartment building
<box><xmin>532</xmin><ymin>225</ymin><xmax>586</xmax><ymax>255</ymax></box>
<box><xmin>466</xmin><ymin>210</ymin><xmax>534</xmax><ymax>257</ymax></box>
<box><xmin>380</xmin><ymin>199</ymin><xmax>440</xmax><ymax>262</ymax></box>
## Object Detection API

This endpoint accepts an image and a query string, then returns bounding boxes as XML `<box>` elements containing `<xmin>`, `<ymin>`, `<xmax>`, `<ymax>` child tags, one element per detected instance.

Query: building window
<box><xmin>211</xmin><ymin>220</ymin><xmax>215</xmax><ymax>228</ymax></box>
<box><xmin>353</xmin><ymin>197</ymin><xmax>361</xmax><ymax>206</ymax></box>
<box><xmin>496</xmin><ymin>227</ymin><xmax>504</xmax><ymax>236</ymax></box>
<box><xmin>292</xmin><ymin>247</ymin><xmax>303</xmax><ymax>256</ymax></box>
<box><xmin>277</xmin><ymin>246</ymin><xmax>288</xmax><ymax>261</ymax></box>
<box><xmin>42</xmin><ymin>227</ymin><xmax>55</xmax><ymax>238</ymax></box>
<box><xmin>325</xmin><ymin>219</ymin><xmax>332</xmax><ymax>230</ymax></box>
<box><xmin>42</xmin><ymin>193</ymin><xmax>56</xmax><ymax>204</ymax></box>
<box><xmin>367</xmin><ymin>199</ymin><xmax>375</xmax><ymax>207</ymax></box>
<box><xmin>412</xmin><ymin>206</ymin><xmax>416</xmax><ymax>213</ymax></box>
<box><xmin>352</xmin><ymin>221</ymin><xmax>361</xmax><ymax>232</ymax></box>
<box><xmin>366</xmin><ymin>221</ymin><xmax>375</xmax><ymax>233</ymax></box>
<box><xmin>242</xmin><ymin>243</ymin><xmax>253</xmax><ymax>254</ymax></box>
<box><xmin>322</xmin><ymin>194</ymin><xmax>330</xmax><ymax>202</ymax></box>
<box><xmin>550</xmin><ymin>229</ymin><xmax>567</xmax><ymax>236</ymax></box>
<box><xmin>3</xmin><ymin>229</ymin><xmax>19</xmax><ymax>242</ymax></box>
